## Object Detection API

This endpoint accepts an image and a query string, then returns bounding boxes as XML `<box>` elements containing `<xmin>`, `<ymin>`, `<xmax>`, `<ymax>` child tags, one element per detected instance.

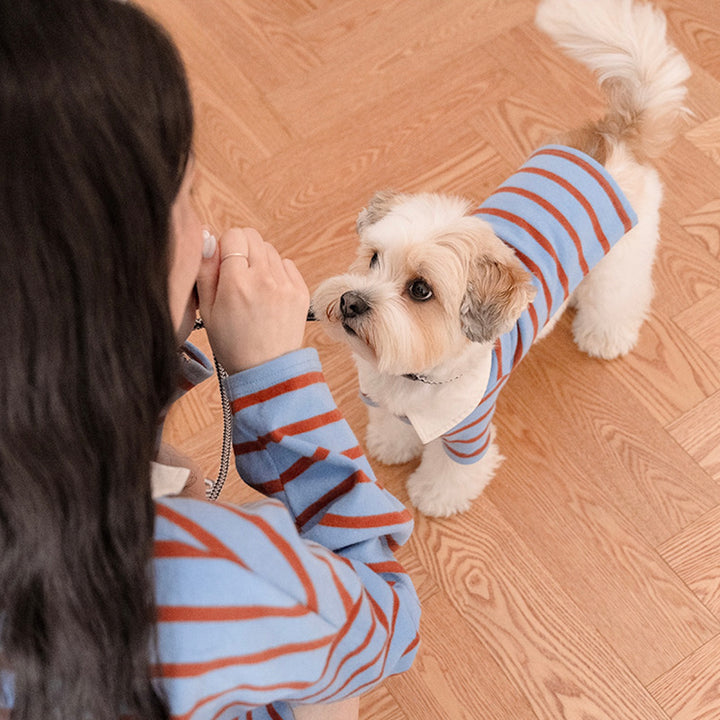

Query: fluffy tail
<box><xmin>535</xmin><ymin>0</ymin><xmax>691</xmax><ymax>160</ymax></box>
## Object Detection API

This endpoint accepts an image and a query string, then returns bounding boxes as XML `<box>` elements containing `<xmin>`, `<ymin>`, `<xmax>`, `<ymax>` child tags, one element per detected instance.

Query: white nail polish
<box><xmin>202</xmin><ymin>228</ymin><xmax>217</xmax><ymax>258</ymax></box>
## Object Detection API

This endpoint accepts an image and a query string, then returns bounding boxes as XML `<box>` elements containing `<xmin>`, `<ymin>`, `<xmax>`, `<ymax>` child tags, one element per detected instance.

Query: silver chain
<box><xmin>193</xmin><ymin>317</ymin><xmax>232</xmax><ymax>501</ymax></box>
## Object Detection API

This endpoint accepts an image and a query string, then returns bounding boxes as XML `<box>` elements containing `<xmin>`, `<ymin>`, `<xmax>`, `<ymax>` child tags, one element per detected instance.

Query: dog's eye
<box><xmin>369</xmin><ymin>252</ymin><xmax>379</xmax><ymax>268</ymax></box>
<box><xmin>408</xmin><ymin>279</ymin><xmax>433</xmax><ymax>302</ymax></box>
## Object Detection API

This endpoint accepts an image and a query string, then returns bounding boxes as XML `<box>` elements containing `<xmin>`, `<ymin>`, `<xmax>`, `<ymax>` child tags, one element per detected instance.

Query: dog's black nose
<box><xmin>340</xmin><ymin>291</ymin><xmax>370</xmax><ymax>319</ymax></box>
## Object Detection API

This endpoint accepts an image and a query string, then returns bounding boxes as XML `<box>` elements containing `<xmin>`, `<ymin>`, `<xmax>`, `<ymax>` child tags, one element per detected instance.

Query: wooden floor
<box><xmin>142</xmin><ymin>1</ymin><xmax>720</xmax><ymax>718</ymax></box>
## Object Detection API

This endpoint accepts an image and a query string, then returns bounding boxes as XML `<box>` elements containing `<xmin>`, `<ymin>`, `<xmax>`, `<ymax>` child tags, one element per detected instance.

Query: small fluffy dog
<box><xmin>311</xmin><ymin>0</ymin><xmax>690</xmax><ymax>517</ymax></box>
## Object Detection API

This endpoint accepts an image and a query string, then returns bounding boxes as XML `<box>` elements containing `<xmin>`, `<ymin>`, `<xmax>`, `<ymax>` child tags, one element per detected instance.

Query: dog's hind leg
<box><xmin>572</xmin><ymin>221</ymin><xmax>658</xmax><ymax>359</ymax></box>
<box><xmin>572</xmin><ymin>156</ymin><xmax>663</xmax><ymax>360</ymax></box>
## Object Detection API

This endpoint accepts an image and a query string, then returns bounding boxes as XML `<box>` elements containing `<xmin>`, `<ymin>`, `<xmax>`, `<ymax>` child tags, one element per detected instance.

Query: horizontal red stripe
<box><xmin>153</xmin><ymin>633</ymin><xmax>335</xmax><ymax>678</ymax></box>
<box><xmin>156</xmin><ymin>603</ymin><xmax>310</xmax><ymax>623</ymax></box>
<box><xmin>443</xmin><ymin>431</ymin><xmax>492</xmax><ymax>459</ymax></box>
<box><xmin>444</xmin><ymin>426</ymin><xmax>489</xmax><ymax>445</ymax></box>
<box><xmin>274</xmin><ymin>409</ymin><xmax>344</xmax><ymax>439</ymax></box>
<box><xmin>366</xmin><ymin>560</ymin><xmax>406</xmax><ymax>575</ymax></box>
<box><xmin>282</xmin><ymin>447</ymin><xmax>331</xmax><ymax>485</ymax></box>
<box><xmin>233</xmin><ymin>438</ymin><xmax>266</xmax><ymax>455</ymax></box>
<box><xmin>175</xmin><ymin>680</ymin><xmax>312</xmax><ymax>720</ymax></box>
<box><xmin>233</xmin><ymin>409</ymin><xmax>344</xmax><ymax>455</ymax></box>
<box><xmin>253</xmin><ymin>447</ymin><xmax>332</xmax><ymax>496</ymax></box>
<box><xmin>231</xmin><ymin>371</ymin><xmax>324</xmax><ymax>413</ymax></box>
<box><xmin>295</xmin><ymin>468</ymin><xmax>371</xmax><ymax>530</ymax></box>
<box><xmin>251</xmin><ymin>477</ymin><xmax>284</xmax><ymax>495</ymax></box>
<box><xmin>320</xmin><ymin>510</ymin><xmax>411</xmax><ymax>529</ymax></box>
<box><xmin>342</xmin><ymin>445</ymin><xmax>364</xmax><ymax>460</ymax></box>
<box><xmin>154</xmin><ymin>540</ymin><xmax>211</xmax><ymax>560</ymax></box>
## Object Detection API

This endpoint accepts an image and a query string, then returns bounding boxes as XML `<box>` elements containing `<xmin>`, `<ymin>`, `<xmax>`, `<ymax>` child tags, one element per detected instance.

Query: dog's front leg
<box><xmin>365</xmin><ymin>404</ymin><xmax>424</xmax><ymax>465</ymax></box>
<box><xmin>406</xmin><ymin>431</ymin><xmax>504</xmax><ymax>517</ymax></box>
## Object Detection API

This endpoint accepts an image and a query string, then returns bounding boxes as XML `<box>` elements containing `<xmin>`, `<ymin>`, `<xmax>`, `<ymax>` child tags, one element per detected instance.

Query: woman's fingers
<box><xmin>195</xmin><ymin>228</ymin><xmax>220</xmax><ymax>314</ymax></box>
<box><xmin>196</xmin><ymin>226</ymin><xmax>310</xmax><ymax>374</ymax></box>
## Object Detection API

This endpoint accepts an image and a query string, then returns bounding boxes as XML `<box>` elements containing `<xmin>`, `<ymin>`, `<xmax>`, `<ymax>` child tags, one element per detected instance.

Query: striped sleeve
<box><xmin>226</xmin><ymin>349</ymin><xmax>413</xmax><ymax>551</ymax></box>
<box><xmin>152</xmin><ymin>348</ymin><xmax>420</xmax><ymax>720</ymax></box>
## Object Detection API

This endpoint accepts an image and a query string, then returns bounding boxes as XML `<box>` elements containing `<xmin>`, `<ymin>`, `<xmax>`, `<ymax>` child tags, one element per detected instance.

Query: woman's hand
<box><xmin>196</xmin><ymin>227</ymin><xmax>310</xmax><ymax>375</ymax></box>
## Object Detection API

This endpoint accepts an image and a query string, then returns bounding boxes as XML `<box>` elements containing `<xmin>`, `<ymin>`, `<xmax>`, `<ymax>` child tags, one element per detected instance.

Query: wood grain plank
<box><xmin>685</xmin><ymin>115</ymin><xmax>720</xmax><ymax>167</ymax></box>
<box><xmin>667</xmin><ymin>390</ymin><xmax>720</xmax><ymax>484</ymax></box>
<box><xmin>661</xmin><ymin>0</ymin><xmax>720</xmax><ymax>82</ymax></box>
<box><xmin>411</xmin><ymin>499</ymin><xmax>672</xmax><ymax>720</ymax></box>
<box><xmin>140</xmin><ymin>1</ymin><xmax>720</xmax><ymax>717</ymax></box>
<box><xmin>358</xmin><ymin>685</ymin><xmax>407</xmax><ymax>720</ymax></box>
<box><xmin>655</xmin><ymin>138</ymin><xmax>720</xmax><ymax>222</ymax></box>
<box><xmin>140</xmin><ymin>0</ymin><xmax>293</xmax><ymax>161</ymax></box>
<box><xmin>602</xmin><ymin>311</ymin><xmax>720</xmax><ymax>426</ymax></box>
<box><xmin>674</xmin><ymin>288</ymin><xmax>720</xmax><ymax>365</ymax></box>
<box><xmin>659</xmin><ymin>504</ymin><xmax>720</xmax><ymax>619</ymax></box>
<box><xmin>385</xmin><ymin>592</ymin><xmax>538</xmax><ymax>720</ymax></box>
<box><xmin>499</xmin><ymin>317</ymin><xmax>720</xmax><ymax>545</ymax></box>
<box><xmin>653</xmin><ymin>217</ymin><xmax>720</xmax><ymax>318</ymax></box>
<box><xmin>476</xmin><ymin>24</ymin><xmax>604</xmax><ymax>161</ymax></box>
<box><xmin>678</xmin><ymin>198</ymin><xmax>720</xmax><ymax>259</ymax></box>
<box><xmin>480</xmin><ymin>326</ymin><xmax>720</xmax><ymax>682</ymax></box>
<box><xmin>269</xmin><ymin>0</ymin><xmax>535</xmax><ymax>137</ymax></box>
<box><xmin>647</xmin><ymin>633</ymin><xmax>720</xmax><ymax>720</ymax></box>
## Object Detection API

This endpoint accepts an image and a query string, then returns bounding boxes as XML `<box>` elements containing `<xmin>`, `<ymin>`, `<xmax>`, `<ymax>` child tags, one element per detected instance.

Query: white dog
<box><xmin>311</xmin><ymin>0</ymin><xmax>690</xmax><ymax>517</ymax></box>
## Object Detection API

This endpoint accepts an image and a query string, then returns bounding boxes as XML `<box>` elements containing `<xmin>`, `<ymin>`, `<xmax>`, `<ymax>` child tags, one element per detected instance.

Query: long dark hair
<box><xmin>0</xmin><ymin>1</ymin><xmax>193</xmax><ymax>718</ymax></box>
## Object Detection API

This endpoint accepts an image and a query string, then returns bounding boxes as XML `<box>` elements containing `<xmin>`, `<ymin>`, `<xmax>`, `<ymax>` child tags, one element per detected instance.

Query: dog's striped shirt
<box><xmin>441</xmin><ymin>145</ymin><xmax>638</xmax><ymax>464</ymax></box>
<box><xmin>151</xmin><ymin>348</ymin><xmax>420</xmax><ymax>720</ymax></box>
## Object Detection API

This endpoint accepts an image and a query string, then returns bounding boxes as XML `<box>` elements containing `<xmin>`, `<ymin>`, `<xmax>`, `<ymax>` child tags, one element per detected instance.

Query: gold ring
<box><xmin>221</xmin><ymin>252</ymin><xmax>249</xmax><ymax>262</ymax></box>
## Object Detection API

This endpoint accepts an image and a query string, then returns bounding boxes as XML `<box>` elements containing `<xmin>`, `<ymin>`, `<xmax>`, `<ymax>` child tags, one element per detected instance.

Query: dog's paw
<box><xmin>407</xmin><ymin>469</ymin><xmax>474</xmax><ymax>517</ymax></box>
<box><xmin>406</xmin><ymin>438</ymin><xmax>503</xmax><ymax>517</ymax></box>
<box><xmin>365</xmin><ymin>415</ymin><xmax>423</xmax><ymax>465</ymax></box>
<box><xmin>573</xmin><ymin>316</ymin><xmax>640</xmax><ymax>359</ymax></box>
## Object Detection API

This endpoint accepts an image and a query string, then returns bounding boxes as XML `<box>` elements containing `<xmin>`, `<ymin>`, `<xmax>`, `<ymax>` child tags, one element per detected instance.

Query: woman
<box><xmin>0</xmin><ymin>2</ymin><xmax>420</xmax><ymax>719</ymax></box>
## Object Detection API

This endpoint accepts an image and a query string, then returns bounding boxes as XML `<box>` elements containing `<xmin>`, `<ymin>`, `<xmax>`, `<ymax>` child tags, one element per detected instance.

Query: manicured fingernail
<box><xmin>202</xmin><ymin>228</ymin><xmax>217</xmax><ymax>258</ymax></box>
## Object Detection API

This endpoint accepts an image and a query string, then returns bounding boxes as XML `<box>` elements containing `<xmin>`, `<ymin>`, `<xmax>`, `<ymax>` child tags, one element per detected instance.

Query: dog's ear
<box><xmin>460</xmin><ymin>253</ymin><xmax>537</xmax><ymax>343</ymax></box>
<box><xmin>356</xmin><ymin>190</ymin><xmax>404</xmax><ymax>235</ymax></box>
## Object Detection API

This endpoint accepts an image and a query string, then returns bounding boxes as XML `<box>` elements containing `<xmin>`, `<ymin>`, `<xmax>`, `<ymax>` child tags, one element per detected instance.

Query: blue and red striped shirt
<box><xmin>441</xmin><ymin>145</ymin><xmax>637</xmax><ymax>463</ymax></box>
<box><xmin>153</xmin><ymin>348</ymin><xmax>420</xmax><ymax>719</ymax></box>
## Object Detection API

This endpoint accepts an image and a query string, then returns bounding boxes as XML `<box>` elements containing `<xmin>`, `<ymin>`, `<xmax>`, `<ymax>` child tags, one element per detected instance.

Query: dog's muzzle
<box><xmin>340</xmin><ymin>291</ymin><xmax>370</xmax><ymax>319</ymax></box>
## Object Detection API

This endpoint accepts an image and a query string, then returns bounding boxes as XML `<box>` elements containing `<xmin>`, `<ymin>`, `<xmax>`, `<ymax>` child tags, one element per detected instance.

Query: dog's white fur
<box><xmin>312</xmin><ymin>0</ymin><xmax>690</xmax><ymax>517</ymax></box>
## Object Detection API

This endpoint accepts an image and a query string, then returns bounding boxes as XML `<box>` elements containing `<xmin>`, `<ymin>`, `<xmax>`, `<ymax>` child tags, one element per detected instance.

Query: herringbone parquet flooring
<box><xmin>143</xmin><ymin>1</ymin><xmax>720</xmax><ymax>717</ymax></box>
